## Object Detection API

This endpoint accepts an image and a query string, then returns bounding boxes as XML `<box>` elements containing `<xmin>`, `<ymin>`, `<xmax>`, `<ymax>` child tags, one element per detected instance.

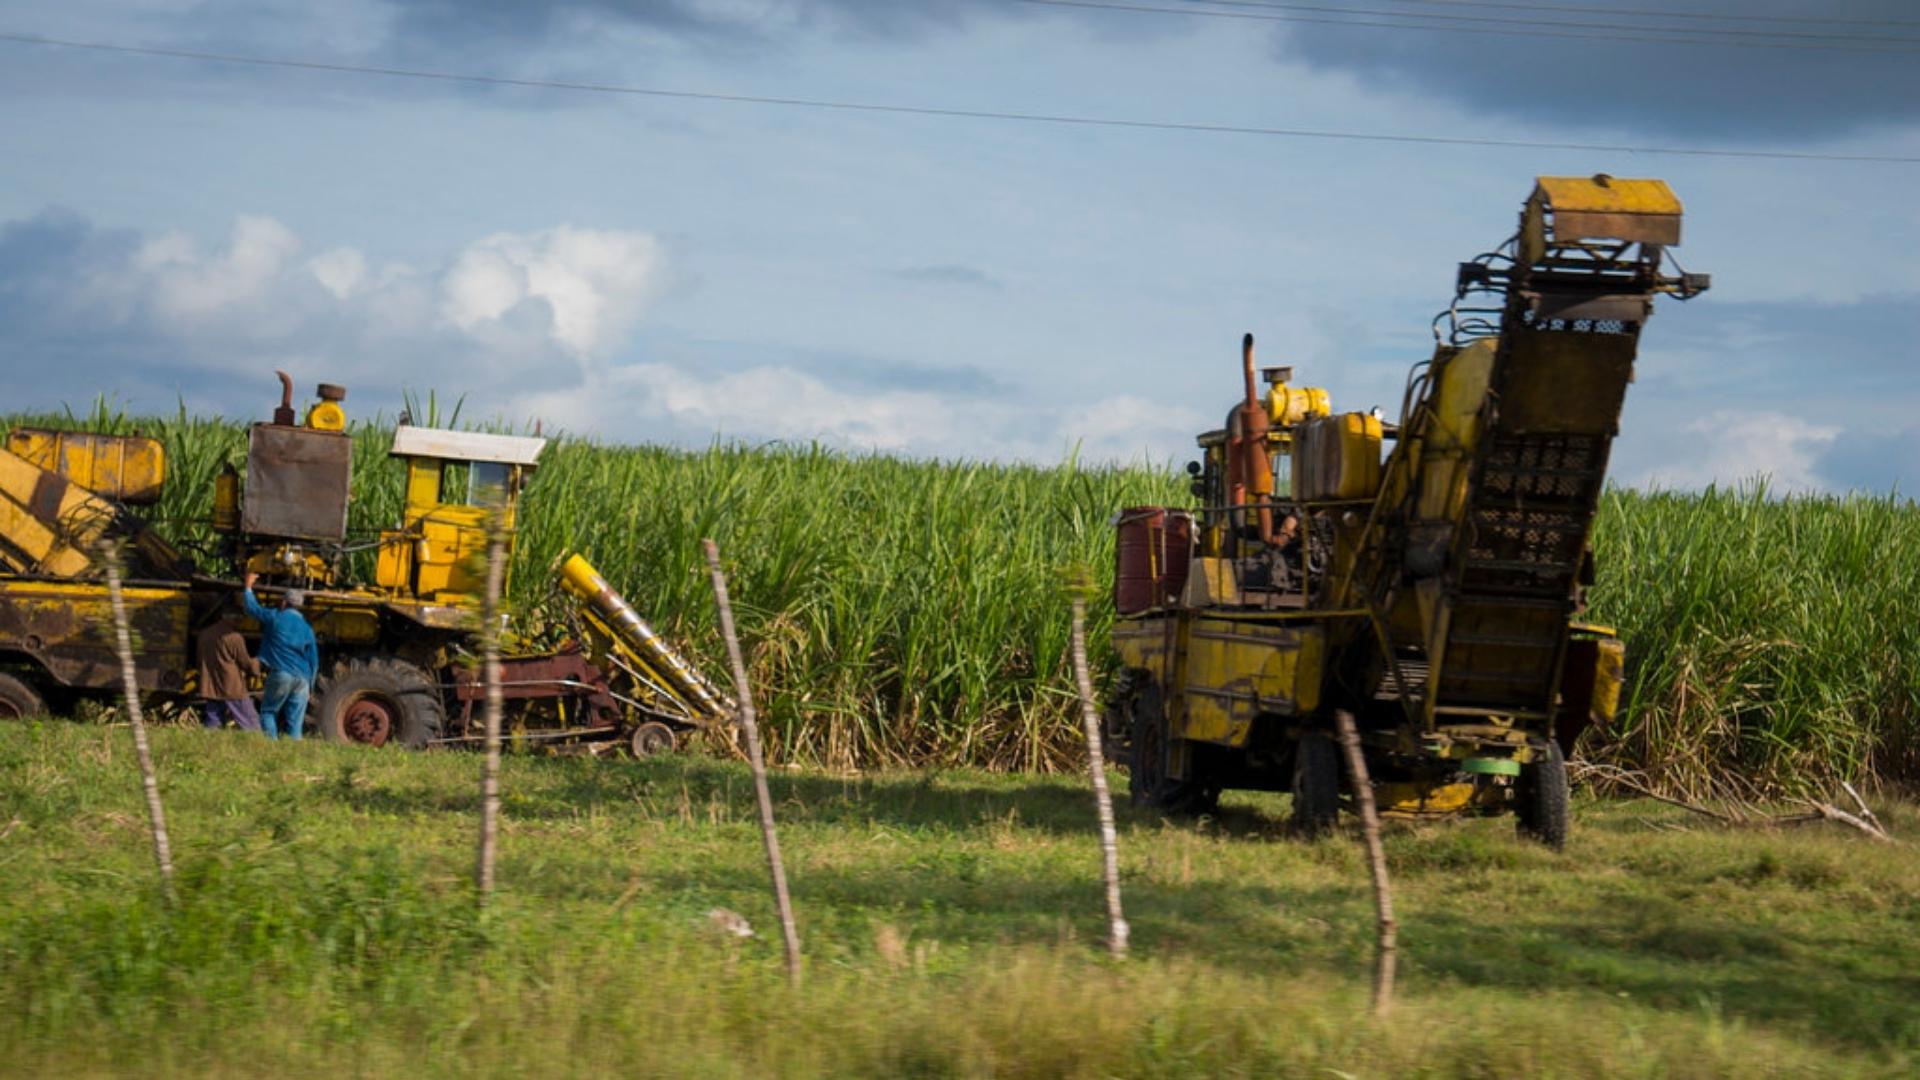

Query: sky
<box><xmin>1</xmin><ymin>0</ymin><xmax>1916</xmax><ymax>492</ymax></box>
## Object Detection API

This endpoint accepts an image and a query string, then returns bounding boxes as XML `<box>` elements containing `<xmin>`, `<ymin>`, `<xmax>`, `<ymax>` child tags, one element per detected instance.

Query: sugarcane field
<box><xmin>4</xmin><ymin>5</ymin><xmax>1919</xmax><ymax>1078</ymax></box>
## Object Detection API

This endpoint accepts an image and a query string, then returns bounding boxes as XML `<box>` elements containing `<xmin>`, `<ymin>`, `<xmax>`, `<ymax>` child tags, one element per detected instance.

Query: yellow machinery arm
<box><xmin>558</xmin><ymin>554</ymin><xmax>734</xmax><ymax>727</ymax></box>
<box><xmin>1350</xmin><ymin>175</ymin><xmax>1708</xmax><ymax>729</ymax></box>
<box><xmin>0</xmin><ymin>430</ymin><xmax>194</xmax><ymax>581</ymax></box>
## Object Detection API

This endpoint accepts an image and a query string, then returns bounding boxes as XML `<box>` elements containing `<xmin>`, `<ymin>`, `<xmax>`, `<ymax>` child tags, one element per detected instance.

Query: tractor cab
<box><xmin>373</xmin><ymin>427</ymin><xmax>546</xmax><ymax>608</ymax></box>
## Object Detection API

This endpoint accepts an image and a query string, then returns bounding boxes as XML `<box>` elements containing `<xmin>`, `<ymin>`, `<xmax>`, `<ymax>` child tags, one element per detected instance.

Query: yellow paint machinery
<box><xmin>0</xmin><ymin>376</ymin><xmax>732</xmax><ymax>757</ymax></box>
<box><xmin>1108</xmin><ymin>175</ymin><xmax>1708</xmax><ymax>846</ymax></box>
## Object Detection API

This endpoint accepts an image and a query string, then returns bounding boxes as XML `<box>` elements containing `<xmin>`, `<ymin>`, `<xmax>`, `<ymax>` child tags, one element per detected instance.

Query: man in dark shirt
<box><xmin>242</xmin><ymin>572</ymin><xmax>320</xmax><ymax>740</ymax></box>
<box><xmin>196</xmin><ymin>600</ymin><xmax>262</xmax><ymax>732</ymax></box>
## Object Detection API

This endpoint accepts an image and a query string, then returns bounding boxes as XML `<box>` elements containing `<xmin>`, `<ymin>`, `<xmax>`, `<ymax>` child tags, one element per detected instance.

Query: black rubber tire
<box><xmin>0</xmin><ymin>672</ymin><xmax>47</xmax><ymax>719</ymax></box>
<box><xmin>312</xmin><ymin>656</ymin><xmax>446</xmax><ymax>749</ymax></box>
<box><xmin>1290</xmin><ymin>732</ymin><xmax>1341</xmax><ymax>837</ymax></box>
<box><xmin>1516</xmin><ymin>739</ymin><xmax>1571</xmax><ymax>850</ymax></box>
<box><xmin>1127</xmin><ymin>682</ymin><xmax>1218</xmax><ymax>816</ymax></box>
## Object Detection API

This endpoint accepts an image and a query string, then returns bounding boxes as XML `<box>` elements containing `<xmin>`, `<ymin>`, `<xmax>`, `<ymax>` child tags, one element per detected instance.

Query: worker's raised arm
<box><xmin>241</xmin><ymin>572</ymin><xmax>270</xmax><ymax>625</ymax></box>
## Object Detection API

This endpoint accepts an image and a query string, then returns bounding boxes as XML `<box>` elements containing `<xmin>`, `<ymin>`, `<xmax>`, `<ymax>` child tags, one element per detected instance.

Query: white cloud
<box><xmin>1639</xmin><ymin>410</ymin><xmax>1840</xmax><ymax>492</ymax></box>
<box><xmin>308</xmin><ymin>247</ymin><xmax>366</xmax><ymax>299</ymax></box>
<box><xmin>441</xmin><ymin>226</ymin><xmax>664</xmax><ymax>355</ymax></box>
<box><xmin>11</xmin><ymin>212</ymin><xmax>669</xmax><ymax>402</ymax></box>
<box><xmin>137</xmin><ymin>215</ymin><xmax>302</xmax><ymax>323</ymax></box>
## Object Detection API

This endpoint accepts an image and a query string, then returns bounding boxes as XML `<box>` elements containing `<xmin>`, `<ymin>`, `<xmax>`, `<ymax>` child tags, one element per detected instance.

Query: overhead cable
<box><xmin>2</xmin><ymin>30</ymin><xmax>1916</xmax><ymax>164</ymax></box>
<box><xmin>1015</xmin><ymin>0</ymin><xmax>1920</xmax><ymax>52</ymax></box>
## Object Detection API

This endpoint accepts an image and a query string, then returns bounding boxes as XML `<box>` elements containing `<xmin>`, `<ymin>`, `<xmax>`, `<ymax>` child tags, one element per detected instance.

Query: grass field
<box><xmin>3</xmin><ymin>722</ymin><xmax>1917</xmax><ymax>1077</ymax></box>
<box><xmin>5</xmin><ymin>406</ymin><xmax>1918</xmax><ymax>792</ymax></box>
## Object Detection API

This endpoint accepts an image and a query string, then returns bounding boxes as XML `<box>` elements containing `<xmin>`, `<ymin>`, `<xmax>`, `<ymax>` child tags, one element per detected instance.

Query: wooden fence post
<box><xmin>100</xmin><ymin>540</ymin><xmax>175</xmax><ymax>902</ymax></box>
<box><xmin>703</xmin><ymin>538</ymin><xmax>802</xmax><ymax>987</ymax></box>
<box><xmin>1069</xmin><ymin>597</ymin><xmax>1129</xmax><ymax>959</ymax></box>
<box><xmin>475</xmin><ymin>523</ymin><xmax>506</xmax><ymax>907</ymax></box>
<box><xmin>1334</xmin><ymin>709</ymin><xmax>1395</xmax><ymax>1016</ymax></box>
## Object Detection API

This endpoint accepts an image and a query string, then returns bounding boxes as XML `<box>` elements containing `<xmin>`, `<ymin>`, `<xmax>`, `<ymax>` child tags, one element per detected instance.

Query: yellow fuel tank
<box><xmin>1291</xmin><ymin>412</ymin><xmax>1383</xmax><ymax>501</ymax></box>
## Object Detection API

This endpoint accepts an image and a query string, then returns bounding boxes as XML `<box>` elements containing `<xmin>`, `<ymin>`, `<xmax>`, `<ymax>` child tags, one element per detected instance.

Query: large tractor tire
<box><xmin>1127</xmin><ymin>681</ymin><xmax>1218</xmax><ymax>816</ymax></box>
<box><xmin>312</xmin><ymin>657</ymin><xmax>446</xmax><ymax>749</ymax></box>
<box><xmin>0</xmin><ymin>672</ymin><xmax>47</xmax><ymax>719</ymax></box>
<box><xmin>1516</xmin><ymin>739</ymin><xmax>1571</xmax><ymax>850</ymax></box>
<box><xmin>1289</xmin><ymin>732</ymin><xmax>1341</xmax><ymax>837</ymax></box>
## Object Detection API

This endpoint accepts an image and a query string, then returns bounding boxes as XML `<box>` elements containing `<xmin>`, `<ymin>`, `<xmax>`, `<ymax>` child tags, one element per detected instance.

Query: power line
<box><xmin>1017</xmin><ymin>0</ymin><xmax>1920</xmax><ymax>52</ymax></box>
<box><xmin>1309</xmin><ymin>0</ymin><xmax>1920</xmax><ymax>30</ymax></box>
<box><xmin>1162</xmin><ymin>0</ymin><xmax>1920</xmax><ymax>43</ymax></box>
<box><xmin>2</xmin><ymin>30</ymin><xmax>1916</xmax><ymax>164</ymax></box>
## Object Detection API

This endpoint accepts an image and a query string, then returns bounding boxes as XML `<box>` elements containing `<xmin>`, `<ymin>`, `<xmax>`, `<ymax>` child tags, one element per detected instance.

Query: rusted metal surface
<box><xmin>243</xmin><ymin>423</ymin><xmax>352</xmax><ymax>541</ymax></box>
<box><xmin>451</xmin><ymin>646</ymin><xmax>624</xmax><ymax>735</ymax></box>
<box><xmin>0</xmin><ymin>579</ymin><xmax>190</xmax><ymax>691</ymax></box>
<box><xmin>1113</xmin><ymin>507</ymin><xmax>1193</xmax><ymax>615</ymax></box>
<box><xmin>343</xmin><ymin>696</ymin><xmax>396</xmax><ymax>746</ymax></box>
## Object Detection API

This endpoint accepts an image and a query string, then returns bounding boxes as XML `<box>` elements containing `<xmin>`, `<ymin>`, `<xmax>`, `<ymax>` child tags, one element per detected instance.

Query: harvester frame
<box><xmin>1107</xmin><ymin>176</ymin><xmax>1708</xmax><ymax>847</ymax></box>
<box><xmin>0</xmin><ymin>378</ymin><xmax>731</xmax><ymax>758</ymax></box>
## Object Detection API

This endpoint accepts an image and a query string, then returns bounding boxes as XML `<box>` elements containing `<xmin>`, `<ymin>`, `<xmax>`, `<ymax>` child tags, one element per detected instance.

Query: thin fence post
<box><xmin>703</xmin><ymin>538</ymin><xmax>802</xmax><ymax>987</ymax></box>
<box><xmin>1069</xmin><ymin>596</ymin><xmax>1129</xmax><ymax>959</ymax></box>
<box><xmin>475</xmin><ymin>522</ymin><xmax>506</xmax><ymax>907</ymax></box>
<box><xmin>1333</xmin><ymin>709</ymin><xmax>1395</xmax><ymax>1016</ymax></box>
<box><xmin>100</xmin><ymin>540</ymin><xmax>175</xmax><ymax>902</ymax></box>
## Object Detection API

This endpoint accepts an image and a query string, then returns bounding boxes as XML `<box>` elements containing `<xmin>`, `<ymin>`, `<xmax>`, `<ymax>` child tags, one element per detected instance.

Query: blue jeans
<box><xmin>260</xmin><ymin>671</ymin><xmax>311</xmax><ymax>740</ymax></box>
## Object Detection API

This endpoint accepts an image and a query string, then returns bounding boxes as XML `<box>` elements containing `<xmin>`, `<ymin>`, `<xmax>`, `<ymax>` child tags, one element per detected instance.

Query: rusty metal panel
<box><xmin>1497</xmin><ymin>328</ymin><xmax>1638</xmax><ymax>436</ymax></box>
<box><xmin>0</xmin><ymin>580</ymin><xmax>190</xmax><ymax>691</ymax></box>
<box><xmin>1551</xmin><ymin>210</ymin><xmax>1681</xmax><ymax>246</ymax></box>
<box><xmin>243</xmin><ymin>424</ymin><xmax>352</xmax><ymax>541</ymax></box>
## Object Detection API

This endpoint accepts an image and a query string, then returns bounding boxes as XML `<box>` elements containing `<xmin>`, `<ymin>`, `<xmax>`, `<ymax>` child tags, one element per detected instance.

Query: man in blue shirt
<box><xmin>242</xmin><ymin>572</ymin><xmax>321</xmax><ymax>740</ymax></box>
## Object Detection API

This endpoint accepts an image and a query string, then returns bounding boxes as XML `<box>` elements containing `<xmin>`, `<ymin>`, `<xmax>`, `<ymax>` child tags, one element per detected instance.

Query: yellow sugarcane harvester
<box><xmin>1108</xmin><ymin>176</ymin><xmax>1709</xmax><ymax>847</ymax></box>
<box><xmin>0</xmin><ymin>376</ymin><xmax>731</xmax><ymax>755</ymax></box>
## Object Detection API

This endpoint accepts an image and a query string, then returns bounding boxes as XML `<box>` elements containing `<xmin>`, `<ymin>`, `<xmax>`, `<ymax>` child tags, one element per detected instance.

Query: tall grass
<box><xmin>1588</xmin><ymin>485</ymin><xmax>1920</xmax><ymax>797</ymax></box>
<box><xmin>6</xmin><ymin>407</ymin><xmax>1918</xmax><ymax>791</ymax></box>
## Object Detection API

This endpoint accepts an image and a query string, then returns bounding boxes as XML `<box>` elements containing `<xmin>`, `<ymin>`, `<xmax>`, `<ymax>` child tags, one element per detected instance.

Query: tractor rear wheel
<box><xmin>0</xmin><ymin>672</ymin><xmax>47</xmax><ymax>719</ymax></box>
<box><xmin>313</xmin><ymin>657</ymin><xmax>446</xmax><ymax>749</ymax></box>
<box><xmin>1290</xmin><ymin>732</ymin><xmax>1341</xmax><ymax>837</ymax></box>
<box><xmin>1127</xmin><ymin>682</ymin><xmax>1218</xmax><ymax>816</ymax></box>
<box><xmin>1516</xmin><ymin>740</ymin><xmax>1570</xmax><ymax>850</ymax></box>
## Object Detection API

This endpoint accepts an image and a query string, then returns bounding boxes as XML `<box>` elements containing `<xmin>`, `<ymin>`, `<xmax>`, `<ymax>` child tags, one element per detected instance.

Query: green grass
<box><xmin>6</xmin><ymin>406</ymin><xmax>1919</xmax><ymax>791</ymax></box>
<box><xmin>2</xmin><ymin>723</ymin><xmax>1916</xmax><ymax>1077</ymax></box>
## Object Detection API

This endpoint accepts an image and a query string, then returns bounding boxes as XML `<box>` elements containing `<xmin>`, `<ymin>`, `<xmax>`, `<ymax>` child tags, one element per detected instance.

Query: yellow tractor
<box><xmin>1107</xmin><ymin>176</ymin><xmax>1709</xmax><ymax>847</ymax></box>
<box><xmin>0</xmin><ymin>377</ymin><xmax>731</xmax><ymax>755</ymax></box>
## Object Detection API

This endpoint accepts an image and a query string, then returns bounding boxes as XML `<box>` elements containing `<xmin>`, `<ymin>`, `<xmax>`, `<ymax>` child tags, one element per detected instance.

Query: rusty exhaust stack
<box><xmin>1230</xmin><ymin>334</ymin><xmax>1274</xmax><ymax>545</ymax></box>
<box><xmin>272</xmin><ymin>370</ymin><xmax>297</xmax><ymax>426</ymax></box>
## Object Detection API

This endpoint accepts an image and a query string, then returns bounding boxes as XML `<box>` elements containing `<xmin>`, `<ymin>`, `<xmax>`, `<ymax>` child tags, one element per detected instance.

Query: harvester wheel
<box><xmin>0</xmin><ymin>672</ymin><xmax>47</xmax><ymax>719</ymax></box>
<box><xmin>629</xmin><ymin>720</ymin><xmax>676</xmax><ymax>758</ymax></box>
<box><xmin>1516</xmin><ymin>740</ymin><xmax>1570</xmax><ymax>850</ymax></box>
<box><xmin>312</xmin><ymin>657</ymin><xmax>446</xmax><ymax>750</ymax></box>
<box><xmin>1127</xmin><ymin>682</ymin><xmax>1218</xmax><ymax>816</ymax></box>
<box><xmin>1289</xmin><ymin>733</ymin><xmax>1341</xmax><ymax>837</ymax></box>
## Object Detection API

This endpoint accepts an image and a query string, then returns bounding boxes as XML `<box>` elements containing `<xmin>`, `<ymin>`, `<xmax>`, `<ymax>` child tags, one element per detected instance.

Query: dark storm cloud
<box><xmin>1268</xmin><ymin>1</ymin><xmax>1920</xmax><ymax>141</ymax></box>
<box><xmin>0</xmin><ymin>210</ymin><xmax>234</xmax><ymax>415</ymax></box>
<box><xmin>384</xmin><ymin>0</ymin><xmax>1010</xmax><ymax>56</ymax></box>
